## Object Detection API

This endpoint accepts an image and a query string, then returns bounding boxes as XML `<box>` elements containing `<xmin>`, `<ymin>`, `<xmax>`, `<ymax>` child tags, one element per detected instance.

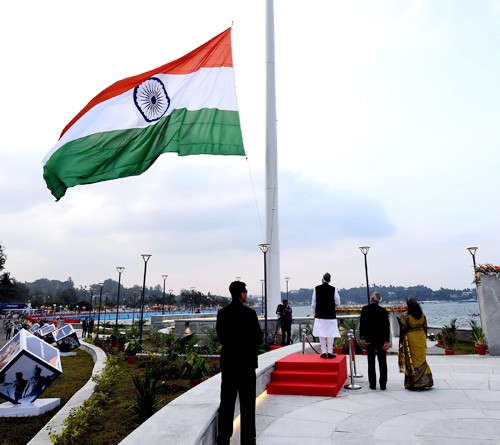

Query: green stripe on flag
<box><xmin>43</xmin><ymin>108</ymin><xmax>244</xmax><ymax>200</ymax></box>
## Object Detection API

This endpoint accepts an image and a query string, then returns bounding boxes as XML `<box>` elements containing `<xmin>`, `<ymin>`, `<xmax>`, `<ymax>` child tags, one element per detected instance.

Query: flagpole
<box><xmin>266</xmin><ymin>0</ymin><xmax>281</xmax><ymax>316</ymax></box>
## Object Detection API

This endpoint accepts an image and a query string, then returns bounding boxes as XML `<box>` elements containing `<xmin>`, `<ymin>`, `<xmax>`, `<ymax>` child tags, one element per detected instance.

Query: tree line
<box><xmin>282</xmin><ymin>284</ymin><xmax>476</xmax><ymax>306</ymax></box>
<box><xmin>0</xmin><ymin>241</ymin><xmax>476</xmax><ymax>310</ymax></box>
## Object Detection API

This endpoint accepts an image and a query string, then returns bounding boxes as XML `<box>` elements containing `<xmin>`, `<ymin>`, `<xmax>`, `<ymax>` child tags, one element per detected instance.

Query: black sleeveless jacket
<box><xmin>314</xmin><ymin>283</ymin><xmax>337</xmax><ymax>319</ymax></box>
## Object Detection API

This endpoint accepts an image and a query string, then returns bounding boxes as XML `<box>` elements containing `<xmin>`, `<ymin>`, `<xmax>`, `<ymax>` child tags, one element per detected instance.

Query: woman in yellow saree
<box><xmin>398</xmin><ymin>297</ymin><xmax>434</xmax><ymax>390</ymax></box>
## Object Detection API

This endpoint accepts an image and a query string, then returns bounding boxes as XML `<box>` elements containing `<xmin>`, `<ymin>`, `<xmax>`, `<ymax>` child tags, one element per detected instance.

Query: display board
<box><xmin>38</xmin><ymin>324</ymin><xmax>56</xmax><ymax>344</ymax></box>
<box><xmin>54</xmin><ymin>325</ymin><xmax>81</xmax><ymax>353</ymax></box>
<box><xmin>0</xmin><ymin>329</ymin><xmax>62</xmax><ymax>404</ymax></box>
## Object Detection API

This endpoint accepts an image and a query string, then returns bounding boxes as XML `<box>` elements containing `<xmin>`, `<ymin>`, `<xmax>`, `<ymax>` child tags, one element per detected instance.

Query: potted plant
<box><xmin>436</xmin><ymin>332</ymin><xmax>444</xmax><ymax>346</ymax></box>
<box><xmin>181</xmin><ymin>351</ymin><xmax>211</xmax><ymax>387</ymax></box>
<box><xmin>109</xmin><ymin>328</ymin><xmax>119</xmax><ymax>347</ymax></box>
<box><xmin>469</xmin><ymin>319</ymin><xmax>487</xmax><ymax>355</ymax></box>
<box><xmin>125</xmin><ymin>340</ymin><xmax>143</xmax><ymax>364</ymax></box>
<box><xmin>442</xmin><ymin>318</ymin><xmax>457</xmax><ymax>355</ymax></box>
<box><xmin>333</xmin><ymin>336</ymin><xmax>345</xmax><ymax>355</ymax></box>
<box><xmin>117</xmin><ymin>332</ymin><xmax>128</xmax><ymax>352</ymax></box>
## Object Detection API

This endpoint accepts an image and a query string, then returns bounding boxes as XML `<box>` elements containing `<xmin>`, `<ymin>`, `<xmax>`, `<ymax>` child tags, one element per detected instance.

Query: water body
<box><xmin>291</xmin><ymin>301</ymin><xmax>480</xmax><ymax>328</ymax></box>
<box><xmin>57</xmin><ymin>302</ymin><xmax>479</xmax><ymax>329</ymax></box>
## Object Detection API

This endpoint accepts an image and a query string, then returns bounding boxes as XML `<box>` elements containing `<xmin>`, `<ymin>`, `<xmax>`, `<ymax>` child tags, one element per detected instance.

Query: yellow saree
<box><xmin>398</xmin><ymin>313</ymin><xmax>433</xmax><ymax>390</ymax></box>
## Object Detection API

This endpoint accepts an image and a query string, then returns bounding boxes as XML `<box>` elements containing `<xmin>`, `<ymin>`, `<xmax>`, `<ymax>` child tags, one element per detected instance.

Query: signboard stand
<box><xmin>0</xmin><ymin>398</ymin><xmax>60</xmax><ymax>417</ymax></box>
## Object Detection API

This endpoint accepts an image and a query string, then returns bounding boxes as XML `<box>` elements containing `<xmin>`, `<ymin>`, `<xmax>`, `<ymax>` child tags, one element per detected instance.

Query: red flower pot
<box><xmin>475</xmin><ymin>344</ymin><xmax>487</xmax><ymax>355</ymax></box>
<box><xmin>189</xmin><ymin>378</ymin><xmax>203</xmax><ymax>388</ymax></box>
<box><xmin>444</xmin><ymin>349</ymin><xmax>455</xmax><ymax>355</ymax></box>
<box><xmin>127</xmin><ymin>355</ymin><xmax>137</xmax><ymax>364</ymax></box>
<box><xmin>437</xmin><ymin>339</ymin><xmax>444</xmax><ymax>345</ymax></box>
<box><xmin>333</xmin><ymin>347</ymin><xmax>343</xmax><ymax>355</ymax></box>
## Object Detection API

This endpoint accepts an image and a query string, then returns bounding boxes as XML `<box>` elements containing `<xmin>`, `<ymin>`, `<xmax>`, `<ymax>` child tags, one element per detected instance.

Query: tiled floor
<box><xmin>230</xmin><ymin>346</ymin><xmax>500</xmax><ymax>445</ymax></box>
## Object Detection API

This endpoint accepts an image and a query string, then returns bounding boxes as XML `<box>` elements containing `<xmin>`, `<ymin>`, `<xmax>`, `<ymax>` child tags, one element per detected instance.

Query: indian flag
<box><xmin>43</xmin><ymin>28</ymin><xmax>245</xmax><ymax>201</ymax></box>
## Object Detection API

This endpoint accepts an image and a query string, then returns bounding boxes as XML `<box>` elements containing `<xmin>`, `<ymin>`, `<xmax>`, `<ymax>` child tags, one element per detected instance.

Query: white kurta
<box><xmin>311</xmin><ymin>287</ymin><xmax>341</xmax><ymax>338</ymax></box>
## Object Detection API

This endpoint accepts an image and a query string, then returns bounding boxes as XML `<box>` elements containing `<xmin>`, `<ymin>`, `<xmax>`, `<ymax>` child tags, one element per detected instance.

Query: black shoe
<box><xmin>380</xmin><ymin>386</ymin><xmax>386</xmax><ymax>391</ymax></box>
<box><xmin>327</xmin><ymin>353</ymin><xmax>336</xmax><ymax>358</ymax></box>
<box><xmin>320</xmin><ymin>353</ymin><xmax>327</xmax><ymax>359</ymax></box>
<box><xmin>369</xmin><ymin>385</ymin><xmax>376</xmax><ymax>390</ymax></box>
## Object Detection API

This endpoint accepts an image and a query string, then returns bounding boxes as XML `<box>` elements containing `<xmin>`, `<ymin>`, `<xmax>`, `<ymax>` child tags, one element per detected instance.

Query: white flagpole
<box><xmin>265</xmin><ymin>0</ymin><xmax>281</xmax><ymax>316</ymax></box>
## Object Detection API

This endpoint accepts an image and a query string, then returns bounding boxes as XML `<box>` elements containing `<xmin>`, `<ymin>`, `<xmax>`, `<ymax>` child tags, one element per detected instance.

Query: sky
<box><xmin>1</xmin><ymin>0</ymin><xmax>500</xmax><ymax>298</ymax></box>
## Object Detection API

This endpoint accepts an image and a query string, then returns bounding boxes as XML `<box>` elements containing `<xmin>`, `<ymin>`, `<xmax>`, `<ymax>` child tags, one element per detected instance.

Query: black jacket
<box><xmin>314</xmin><ymin>283</ymin><xmax>337</xmax><ymax>319</ymax></box>
<box><xmin>216</xmin><ymin>300</ymin><xmax>263</xmax><ymax>372</ymax></box>
<box><xmin>359</xmin><ymin>302</ymin><xmax>390</xmax><ymax>344</ymax></box>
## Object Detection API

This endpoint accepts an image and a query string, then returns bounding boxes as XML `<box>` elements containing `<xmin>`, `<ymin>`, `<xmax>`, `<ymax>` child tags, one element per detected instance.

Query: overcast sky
<box><xmin>1</xmin><ymin>0</ymin><xmax>499</xmax><ymax>298</ymax></box>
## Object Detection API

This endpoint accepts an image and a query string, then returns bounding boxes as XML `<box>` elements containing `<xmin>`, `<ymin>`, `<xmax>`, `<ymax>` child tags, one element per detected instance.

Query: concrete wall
<box><xmin>477</xmin><ymin>275</ymin><xmax>500</xmax><ymax>355</ymax></box>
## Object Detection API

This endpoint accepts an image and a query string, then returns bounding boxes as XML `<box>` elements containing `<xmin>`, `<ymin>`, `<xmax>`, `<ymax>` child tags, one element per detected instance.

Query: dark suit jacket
<box><xmin>216</xmin><ymin>300</ymin><xmax>263</xmax><ymax>372</ymax></box>
<box><xmin>359</xmin><ymin>302</ymin><xmax>390</xmax><ymax>345</ymax></box>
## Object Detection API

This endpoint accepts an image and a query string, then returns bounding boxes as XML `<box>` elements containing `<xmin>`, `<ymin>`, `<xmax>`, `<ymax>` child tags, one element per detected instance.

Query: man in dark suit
<box><xmin>360</xmin><ymin>292</ymin><xmax>390</xmax><ymax>390</ymax></box>
<box><xmin>216</xmin><ymin>281</ymin><xmax>263</xmax><ymax>445</ymax></box>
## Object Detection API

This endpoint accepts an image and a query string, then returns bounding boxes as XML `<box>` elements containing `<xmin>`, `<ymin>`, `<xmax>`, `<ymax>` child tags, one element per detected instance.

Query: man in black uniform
<box><xmin>216</xmin><ymin>281</ymin><xmax>263</xmax><ymax>445</ymax></box>
<box><xmin>360</xmin><ymin>292</ymin><xmax>390</xmax><ymax>390</ymax></box>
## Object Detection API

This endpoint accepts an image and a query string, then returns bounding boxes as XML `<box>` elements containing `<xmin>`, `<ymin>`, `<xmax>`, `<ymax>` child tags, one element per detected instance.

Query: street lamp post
<box><xmin>259</xmin><ymin>243</ymin><xmax>271</xmax><ymax>344</ymax></box>
<box><xmin>96</xmin><ymin>283</ymin><xmax>104</xmax><ymax>338</ymax></box>
<box><xmin>115</xmin><ymin>267</ymin><xmax>125</xmax><ymax>331</ymax></box>
<box><xmin>260</xmin><ymin>279</ymin><xmax>264</xmax><ymax>316</ymax></box>
<box><xmin>138</xmin><ymin>254</ymin><xmax>152</xmax><ymax>345</ymax></box>
<box><xmin>359</xmin><ymin>246</ymin><xmax>371</xmax><ymax>305</ymax></box>
<box><xmin>88</xmin><ymin>288</ymin><xmax>94</xmax><ymax>317</ymax></box>
<box><xmin>467</xmin><ymin>246</ymin><xmax>478</xmax><ymax>272</ymax></box>
<box><xmin>285</xmin><ymin>276</ymin><xmax>290</xmax><ymax>301</ymax></box>
<box><xmin>168</xmin><ymin>289</ymin><xmax>173</xmax><ymax>313</ymax></box>
<box><xmin>190</xmin><ymin>287</ymin><xmax>196</xmax><ymax>313</ymax></box>
<box><xmin>162</xmin><ymin>274</ymin><xmax>168</xmax><ymax>315</ymax></box>
<box><xmin>132</xmin><ymin>293</ymin><xmax>137</xmax><ymax>325</ymax></box>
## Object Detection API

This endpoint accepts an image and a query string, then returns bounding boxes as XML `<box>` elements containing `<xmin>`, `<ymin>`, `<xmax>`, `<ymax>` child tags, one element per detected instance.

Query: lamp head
<box><xmin>259</xmin><ymin>243</ymin><xmax>271</xmax><ymax>253</ymax></box>
<box><xmin>162</xmin><ymin>274</ymin><xmax>168</xmax><ymax>280</ymax></box>
<box><xmin>467</xmin><ymin>247</ymin><xmax>478</xmax><ymax>256</ymax></box>
<box><xmin>116</xmin><ymin>267</ymin><xmax>125</xmax><ymax>274</ymax></box>
<box><xmin>141</xmin><ymin>254</ymin><xmax>152</xmax><ymax>262</ymax></box>
<box><xmin>359</xmin><ymin>246</ymin><xmax>370</xmax><ymax>255</ymax></box>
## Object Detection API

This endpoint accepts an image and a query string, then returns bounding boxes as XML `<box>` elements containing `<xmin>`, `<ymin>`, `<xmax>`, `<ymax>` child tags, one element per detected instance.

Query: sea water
<box><xmin>291</xmin><ymin>301</ymin><xmax>480</xmax><ymax>328</ymax></box>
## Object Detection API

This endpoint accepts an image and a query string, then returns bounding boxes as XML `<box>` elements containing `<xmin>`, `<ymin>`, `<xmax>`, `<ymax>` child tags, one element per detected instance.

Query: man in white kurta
<box><xmin>311</xmin><ymin>272</ymin><xmax>341</xmax><ymax>358</ymax></box>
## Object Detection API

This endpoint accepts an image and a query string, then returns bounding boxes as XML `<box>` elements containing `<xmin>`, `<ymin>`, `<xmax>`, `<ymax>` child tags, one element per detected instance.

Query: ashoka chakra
<box><xmin>134</xmin><ymin>77</ymin><xmax>170</xmax><ymax>122</ymax></box>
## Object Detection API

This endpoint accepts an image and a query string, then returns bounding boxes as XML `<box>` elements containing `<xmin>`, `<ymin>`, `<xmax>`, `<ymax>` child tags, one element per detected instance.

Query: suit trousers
<box><xmin>366</xmin><ymin>342</ymin><xmax>387</xmax><ymax>389</ymax></box>
<box><xmin>217</xmin><ymin>369</ymin><xmax>257</xmax><ymax>445</ymax></box>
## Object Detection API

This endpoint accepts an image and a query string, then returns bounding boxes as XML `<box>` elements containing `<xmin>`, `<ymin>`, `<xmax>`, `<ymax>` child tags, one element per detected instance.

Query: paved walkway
<box><xmin>230</xmin><ymin>343</ymin><xmax>500</xmax><ymax>445</ymax></box>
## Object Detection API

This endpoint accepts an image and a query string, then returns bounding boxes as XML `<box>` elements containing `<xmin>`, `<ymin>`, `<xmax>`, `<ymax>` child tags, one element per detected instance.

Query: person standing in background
<box><xmin>360</xmin><ymin>292</ymin><xmax>390</xmax><ymax>390</ymax></box>
<box><xmin>311</xmin><ymin>272</ymin><xmax>341</xmax><ymax>358</ymax></box>
<box><xmin>280</xmin><ymin>299</ymin><xmax>293</xmax><ymax>345</ymax></box>
<box><xmin>216</xmin><ymin>281</ymin><xmax>263</xmax><ymax>445</ymax></box>
<box><xmin>398</xmin><ymin>297</ymin><xmax>434</xmax><ymax>391</ymax></box>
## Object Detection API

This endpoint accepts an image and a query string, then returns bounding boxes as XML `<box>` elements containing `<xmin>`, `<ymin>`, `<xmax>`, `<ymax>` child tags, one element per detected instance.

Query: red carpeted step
<box><xmin>266</xmin><ymin>354</ymin><xmax>348</xmax><ymax>397</ymax></box>
<box><xmin>267</xmin><ymin>381</ymin><xmax>343</xmax><ymax>397</ymax></box>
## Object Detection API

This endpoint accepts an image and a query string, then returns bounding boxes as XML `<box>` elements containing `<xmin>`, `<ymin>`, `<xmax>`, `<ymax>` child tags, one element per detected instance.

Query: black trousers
<box><xmin>366</xmin><ymin>342</ymin><xmax>387</xmax><ymax>388</ymax></box>
<box><xmin>217</xmin><ymin>369</ymin><xmax>256</xmax><ymax>445</ymax></box>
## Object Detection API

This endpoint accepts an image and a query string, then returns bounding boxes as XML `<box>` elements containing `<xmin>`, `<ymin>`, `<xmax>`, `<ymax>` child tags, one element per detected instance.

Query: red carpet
<box><xmin>266</xmin><ymin>353</ymin><xmax>348</xmax><ymax>397</ymax></box>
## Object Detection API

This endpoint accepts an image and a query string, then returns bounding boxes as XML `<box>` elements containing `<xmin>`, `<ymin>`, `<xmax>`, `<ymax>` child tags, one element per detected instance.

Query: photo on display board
<box><xmin>0</xmin><ymin>330</ymin><xmax>62</xmax><ymax>404</ymax></box>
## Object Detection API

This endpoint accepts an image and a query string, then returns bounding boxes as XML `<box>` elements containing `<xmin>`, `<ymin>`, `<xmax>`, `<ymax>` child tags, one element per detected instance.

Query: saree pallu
<box><xmin>398</xmin><ymin>314</ymin><xmax>434</xmax><ymax>390</ymax></box>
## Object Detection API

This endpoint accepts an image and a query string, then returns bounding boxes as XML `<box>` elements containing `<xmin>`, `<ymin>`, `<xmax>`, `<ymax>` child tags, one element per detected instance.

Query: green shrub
<box><xmin>131</xmin><ymin>367</ymin><xmax>161</xmax><ymax>421</ymax></box>
<box><xmin>50</xmin><ymin>356</ymin><xmax>121</xmax><ymax>445</ymax></box>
